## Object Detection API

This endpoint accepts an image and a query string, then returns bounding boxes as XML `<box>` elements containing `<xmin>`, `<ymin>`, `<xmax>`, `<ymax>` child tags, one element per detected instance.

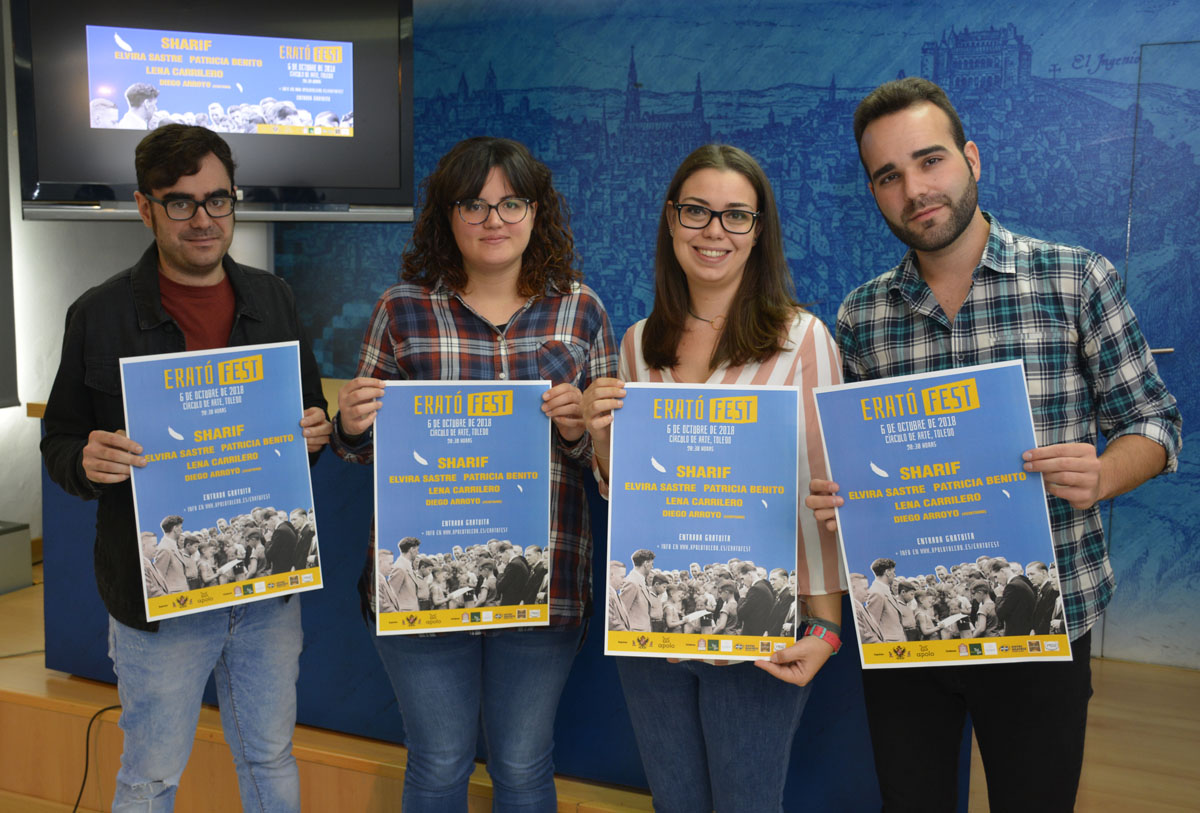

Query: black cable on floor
<box><xmin>0</xmin><ymin>649</ymin><xmax>45</xmax><ymax>659</ymax></box>
<box><xmin>73</xmin><ymin>703</ymin><xmax>121</xmax><ymax>813</ymax></box>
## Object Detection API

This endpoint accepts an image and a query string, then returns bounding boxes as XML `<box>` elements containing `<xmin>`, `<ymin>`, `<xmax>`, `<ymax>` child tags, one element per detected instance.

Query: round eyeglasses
<box><xmin>672</xmin><ymin>203</ymin><xmax>759</xmax><ymax>234</ymax></box>
<box><xmin>454</xmin><ymin>197</ymin><xmax>532</xmax><ymax>225</ymax></box>
<box><xmin>145</xmin><ymin>194</ymin><xmax>236</xmax><ymax>221</ymax></box>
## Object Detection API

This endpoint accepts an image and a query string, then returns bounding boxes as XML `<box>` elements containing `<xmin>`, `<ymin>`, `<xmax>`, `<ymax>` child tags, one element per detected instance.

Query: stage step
<box><xmin>0</xmin><ymin>578</ymin><xmax>652</xmax><ymax>812</ymax></box>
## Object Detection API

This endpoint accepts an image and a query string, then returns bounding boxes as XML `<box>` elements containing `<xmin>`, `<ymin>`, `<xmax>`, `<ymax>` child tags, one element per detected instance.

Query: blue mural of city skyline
<box><xmin>274</xmin><ymin>0</ymin><xmax>1198</xmax><ymax>668</ymax></box>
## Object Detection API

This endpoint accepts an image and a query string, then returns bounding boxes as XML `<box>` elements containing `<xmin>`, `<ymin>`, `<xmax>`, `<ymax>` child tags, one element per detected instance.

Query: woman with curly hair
<box><xmin>333</xmin><ymin>136</ymin><xmax>617</xmax><ymax>812</ymax></box>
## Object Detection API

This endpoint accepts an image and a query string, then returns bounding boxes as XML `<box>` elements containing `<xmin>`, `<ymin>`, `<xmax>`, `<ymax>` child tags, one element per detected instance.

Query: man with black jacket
<box><xmin>40</xmin><ymin>125</ymin><xmax>329</xmax><ymax>812</ymax></box>
<box><xmin>496</xmin><ymin>541</ymin><xmax>530</xmax><ymax>606</ymax></box>
<box><xmin>991</xmin><ymin>560</ymin><xmax>1036</xmax><ymax>637</ymax></box>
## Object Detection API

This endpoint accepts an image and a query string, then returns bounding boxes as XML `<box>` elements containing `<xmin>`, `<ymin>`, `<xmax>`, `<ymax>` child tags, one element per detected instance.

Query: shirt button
<box><xmin>498</xmin><ymin>373</ymin><xmax>507</xmax><ymax>380</ymax></box>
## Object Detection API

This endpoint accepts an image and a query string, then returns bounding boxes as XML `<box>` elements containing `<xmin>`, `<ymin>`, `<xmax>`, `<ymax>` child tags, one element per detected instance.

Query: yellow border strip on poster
<box><xmin>607</xmin><ymin>630</ymin><xmax>792</xmax><ymax>660</ymax></box>
<box><xmin>861</xmin><ymin>634</ymin><xmax>1072</xmax><ymax>666</ymax></box>
<box><xmin>146</xmin><ymin>566</ymin><xmax>322</xmax><ymax>618</ymax></box>
<box><xmin>379</xmin><ymin>602</ymin><xmax>550</xmax><ymax>633</ymax></box>
<box><xmin>253</xmin><ymin>123</ymin><xmax>354</xmax><ymax>137</ymax></box>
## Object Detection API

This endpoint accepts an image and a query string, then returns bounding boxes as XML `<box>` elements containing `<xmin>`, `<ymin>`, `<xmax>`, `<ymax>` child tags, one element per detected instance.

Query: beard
<box><xmin>882</xmin><ymin>171</ymin><xmax>978</xmax><ymax>253</ymax></box>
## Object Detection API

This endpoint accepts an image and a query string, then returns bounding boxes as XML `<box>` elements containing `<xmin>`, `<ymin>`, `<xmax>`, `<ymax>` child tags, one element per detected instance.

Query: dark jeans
<box><xmin>372</xmin><ymin>624</ymin><xmax>583</xmax><ymax>813</ymax></box>
<box><xmin>616</xmin><ymin>657</ymin><xmax>812</xmax><ymax>813</ymax></box>
<box><xmin>862</xmin><ymin>630</ymin><xmax>1092</xmax><ymax>813</ymax></box>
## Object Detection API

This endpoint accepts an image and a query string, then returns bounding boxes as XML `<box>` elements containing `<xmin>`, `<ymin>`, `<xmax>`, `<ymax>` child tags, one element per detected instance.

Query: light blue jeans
<box><xmin>372</xmin><ymin>623</ymin><xmax>584</xmax><ymax>813</ymax></box>
<box><xmin>107</xmin><ymin>596</ymin><xmax>303</xmax><ymax>812</ymax></box>
<box><xmin>616</xmin><ymin>657</ymin><xmax>812</xmax><ymax>813</ymax></box>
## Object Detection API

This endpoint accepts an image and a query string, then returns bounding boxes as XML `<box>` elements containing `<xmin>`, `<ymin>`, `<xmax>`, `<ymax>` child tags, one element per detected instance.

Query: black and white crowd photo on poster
<box><xmin>376</xmin><ymin>538</ymin><xmax>549</xmax><ymax>613</ymax></box>
<box><xmin>140</xmin><ymin>506</ymin><xmax>318</xmax><ymax>597</ymax></box>
<box><xmin>607</xmin><ymin>550</ymin><xmax>797</xmax><ymax>637</ymax></box>
<box><xmin>850</xmin><ymin>555</ymin><xmax>1065</xmax><ymax>644</ymax></box>
<box><xmin>91</xmin><ymin>83</ymin><xmax>353</xmax><ymax>133</ymax></box>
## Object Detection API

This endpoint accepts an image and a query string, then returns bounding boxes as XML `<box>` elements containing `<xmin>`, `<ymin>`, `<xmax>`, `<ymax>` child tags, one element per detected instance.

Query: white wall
<box><xmin>1</xmin><ymin>3</ymin><xmax>269</xmax><ymax>539</ymax></box>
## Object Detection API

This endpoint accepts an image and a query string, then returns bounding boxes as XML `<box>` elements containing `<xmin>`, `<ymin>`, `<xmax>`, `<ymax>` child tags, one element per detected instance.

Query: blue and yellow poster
<box><xmin>373</xmin><ymin>381</ymin><xmax>551</xmax><ymax>634</ymax></box>
<box><xmin>121</xmin><ymin>341</ymin><xmax>322</xmax><ymax>621</ymax></box>
<box><xmin>815</xmin><ymin>360</ymin><xmax>1070</xmax><ymax>668</ymax></box>
<box><xmin>605</xmin><ymin>383</ymin><xmax>799</xmax><ymax>661</ymax></box>
<box><xmin>86</xmin><ymin>25</ymin><xmax>353</xmax><ymax>136</ymax></box>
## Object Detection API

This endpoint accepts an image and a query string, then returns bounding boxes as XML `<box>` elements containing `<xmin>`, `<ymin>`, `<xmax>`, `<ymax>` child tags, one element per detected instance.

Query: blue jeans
<box><xmin>616</xmin><ymin>657</ymin><xmax>812</xmax><ymax>813</ymax></box>
<box><xmin>372</xmin><ymin>624</ymin><xmax>583</xmax><ymax>813</ymax></box>
<box><xmin>107</xmin><ymin>596</ymin><xmax>303</xmax><ymax>812</ymax></box>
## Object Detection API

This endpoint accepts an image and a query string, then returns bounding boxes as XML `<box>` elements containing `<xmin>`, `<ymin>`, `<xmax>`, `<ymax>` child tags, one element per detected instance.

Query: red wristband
<box><xmin>803</xmin><ymin>623</ymin><xmax>842</xmax><ymax>654</ymax></box>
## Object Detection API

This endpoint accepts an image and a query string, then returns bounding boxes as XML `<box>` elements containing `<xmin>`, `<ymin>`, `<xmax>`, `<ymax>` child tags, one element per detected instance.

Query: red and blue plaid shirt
<box><xmin>332</xmin><ymin>278</ymin><xmax>618</xmax><ymax>625</ymax></box>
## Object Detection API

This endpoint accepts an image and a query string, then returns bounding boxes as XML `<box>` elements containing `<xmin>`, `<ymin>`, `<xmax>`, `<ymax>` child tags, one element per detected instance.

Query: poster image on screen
<box><xmin>12</xmin><ymin>0</ymin><xmax>412</xmax><ymax>209</ymax></box>
<box><xmin>86</xmin><ymin>26</ymin><xmax>355</xmax><ymax>138</ymax></box>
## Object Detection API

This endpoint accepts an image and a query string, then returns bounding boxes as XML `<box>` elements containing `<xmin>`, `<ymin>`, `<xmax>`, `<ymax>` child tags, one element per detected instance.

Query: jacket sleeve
<box><xmin>286</xmin><ymin>283</ymin><xmax>330</xmax><ymax>465</ymax></box>
<box><xmin>40</xmin><ymin>302</ymin><xmax>105</xmax><ymax>500</ymax></box>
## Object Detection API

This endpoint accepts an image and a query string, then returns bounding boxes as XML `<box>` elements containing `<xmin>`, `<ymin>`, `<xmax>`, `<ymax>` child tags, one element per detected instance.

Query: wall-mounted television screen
<box><xmin>12</xmin><ymin>0</ymin><xmax>413</xmax><ymax>220</ymax></box>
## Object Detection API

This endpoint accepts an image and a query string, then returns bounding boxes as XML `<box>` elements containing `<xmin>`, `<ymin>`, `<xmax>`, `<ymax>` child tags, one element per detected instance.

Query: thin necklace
<box><xmin>688</xmin><ymin>308</ymin><xmax>726</xmax><ymax>331</ymax></box>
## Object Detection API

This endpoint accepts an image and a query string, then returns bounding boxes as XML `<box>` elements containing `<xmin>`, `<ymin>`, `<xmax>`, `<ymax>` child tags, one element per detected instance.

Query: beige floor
<box><xmin>968</xmin><ymin>655</ymin><xmax>1200</xmax><ymax>811</ymax></box>
<box><xmin>2</xmin><ymin>567</ymin><xmax>1198</xmax><ymax>811</ymax></box>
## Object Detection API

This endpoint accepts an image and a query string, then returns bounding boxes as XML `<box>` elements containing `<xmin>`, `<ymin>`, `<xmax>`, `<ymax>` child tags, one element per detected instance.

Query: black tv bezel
<box><xmin>10</xmin><ymin>0</ymin><xmax>414</xmax><ymax>218</ymax></box>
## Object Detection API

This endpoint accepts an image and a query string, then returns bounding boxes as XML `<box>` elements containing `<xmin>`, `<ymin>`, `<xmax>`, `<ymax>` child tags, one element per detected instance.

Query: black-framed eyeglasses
<box><xmin>453</xmin><ymin>197</ymin><xmax>532</xmax><ymax>225</ymax></box>
<box><xmin>145</xmin><ymin>194</ymin><xmax>236</xmax><ymax>221</ymax></box>
<box><xmin>671</xmin><ymin>202</ymin><xmax>760</xmax><ymax>234</ymax></box>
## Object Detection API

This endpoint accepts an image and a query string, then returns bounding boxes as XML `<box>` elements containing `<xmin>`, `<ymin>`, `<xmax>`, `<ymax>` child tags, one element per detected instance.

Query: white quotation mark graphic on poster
<box><xmin>413</xmin><ymin>450</ymin><xmax>429</xmax><ymax>466</ymax></box>
<box><xmin>167</xmin><ymin>426</ymin><xmax>184</xmax><ymax>441</ymax></box>
<box><xmin>869</xmin><ymin>461</ymin><xmax>890</xmax><ymax>478</ymax></box>
<box><xmin>650</xmin><ymin>457</ymin><xmax>667</xmax><ymax>473</ymax></box>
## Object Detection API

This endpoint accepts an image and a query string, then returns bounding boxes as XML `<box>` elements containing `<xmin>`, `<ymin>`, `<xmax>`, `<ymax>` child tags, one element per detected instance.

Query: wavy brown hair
<box><xmin>642</xmin><ymin>144</ymin><xmax>799</xmax><ymax>371</ymax></box>
<box><xmin>402</xmin><ymin>137</ymin><xmax>578</xmax><ymax>295</ymax></box>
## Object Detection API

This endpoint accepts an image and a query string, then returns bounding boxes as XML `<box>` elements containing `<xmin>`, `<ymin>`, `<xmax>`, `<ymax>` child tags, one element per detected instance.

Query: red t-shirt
<box><xmin>158</xmin><ymin>272</ymin><xmax>235</xmax><ymax>350</ymax></box>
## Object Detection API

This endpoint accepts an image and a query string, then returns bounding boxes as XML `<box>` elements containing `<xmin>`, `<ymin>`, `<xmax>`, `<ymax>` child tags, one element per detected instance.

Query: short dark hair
<box><xmin>135</xmin><ymin>124</ymin><xmax>237</xmax><ymax>194</ymax></box>
<box><xmin>124</xmin><ymin>82</ymin><xmax>159</xmax><ymax>107</ymax></box>
<box><xmin>402</xmin><ymin>136</ymin><xmax>578</xmax><ymax>296</ymax></box>
<box><xmin>897</xmin><ymin>581</ymin><xmax>917</xmax><ymax>595</ymax></box>
<box><xmin>1027</xmin><ymin>561</ymin><xmax>1048</xmax><ymax>574</ymax></box>
<box><xmin>643</xmin><ymin>144</ymin><xmax>799</xmax><ymax>372</ymax></box>
<box><xmin>853</xmin><ymin>77</ymin><xmax>967</xmax><ymax>170</ymax></box>
<box><xmin>161</xmin><ymin>515</ymin><xmax>183</xmax><ymax>533</ymax></box>
<box><xmin>631</xmin><ymin>549</ymin><xmax>656</xmax><ymax>567</ymax></box>
<box><xmin>870</xmin><ymin>558</ymin><xmax>897</xmax><ymax>577</ymax></box>
<box><xmin>398</xmin><ymin>537</ymin><xmax>421</xmax><ymax>553</ymax></box>
<box><xmin>970</xmin><ymin>579</ymin><xmax>992</xmax><ymax>596</ymax></box>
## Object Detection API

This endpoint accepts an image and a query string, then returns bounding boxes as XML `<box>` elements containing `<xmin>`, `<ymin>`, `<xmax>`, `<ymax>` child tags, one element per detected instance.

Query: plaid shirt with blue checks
<box><xmin>836</xmin><ymin>214</ymin><xmax>1181</xmax><ymax>639</ymax></box>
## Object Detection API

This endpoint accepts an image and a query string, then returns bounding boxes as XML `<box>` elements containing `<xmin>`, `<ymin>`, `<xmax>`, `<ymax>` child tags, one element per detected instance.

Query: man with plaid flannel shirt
<box><xmin>808</xmin><ymin>77</ymin><xmax>1181</xmax><ymax>812</ymax></box>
